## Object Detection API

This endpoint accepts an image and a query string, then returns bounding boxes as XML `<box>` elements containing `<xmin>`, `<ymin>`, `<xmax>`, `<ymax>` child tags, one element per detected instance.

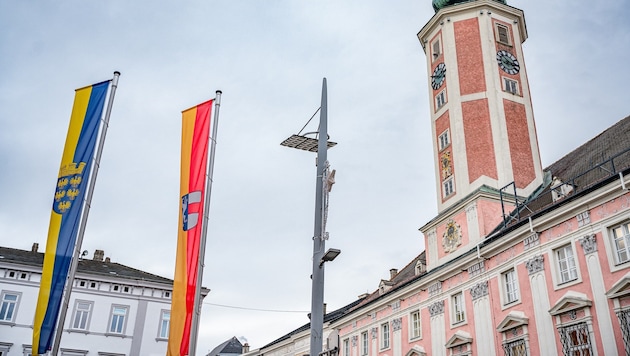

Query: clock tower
<box><xmin>418</xmin><ymin>0</ymin><xmax>544</xmax><ymax>269</ymax></box>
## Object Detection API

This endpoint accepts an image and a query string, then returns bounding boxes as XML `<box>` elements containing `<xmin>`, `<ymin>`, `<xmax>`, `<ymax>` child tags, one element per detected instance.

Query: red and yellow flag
<box><xmin>167</xmin><ymin>99</ymin><xmax>213</xmax><ymax>356</ymax></box>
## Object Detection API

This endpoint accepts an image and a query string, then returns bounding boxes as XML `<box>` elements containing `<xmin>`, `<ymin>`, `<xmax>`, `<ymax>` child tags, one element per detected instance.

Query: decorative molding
<box><xmin>470</xmin><ymin>281</ymin><xmax>489</xmax><ymax>300</ymax></box>
<box><xmin>371</xmin><ymin>327</ymin><xmax>378</xmax><ymax>339</ymax></box>
<box><xmin>580</xmin><ymin>234</ymin><xmax>597</xmax><ymax>255</ymax></box>
<box><xmin>428</xmin><ymin>281</ymin><xmax>442</xmax><ymax>297</ymax></box>
<box><xmin>525</xmin><ymin>255</ymin><xmax>544</xmax><ymax>275</ymax></box>
<box><xmin>351</xmin><ymin>335</ymin><xmax>357</xmax><ymax>347</ymax></box>
<box><xmin>429</xmin><ymin>300</ymin><xmax>445</xmax><ymax>317</ymax></box>
<box><xmin>467</xmin><ymin>261</ymin><xmax>485</xmax><ymax>277</ymax></box>
<box><xmin>523</xmin><ymin>232</ymin><xmax>540</xmax><ymax>250</ymax></box>
<box><xmin>576</xmin><ymin>211</ymin><xmax>591</xmax><ymax>227</ymax></box>
<box><xmin>392</xmin><ymin>317</ymin><xmax>402</xmax><ymax>331</ymax></box>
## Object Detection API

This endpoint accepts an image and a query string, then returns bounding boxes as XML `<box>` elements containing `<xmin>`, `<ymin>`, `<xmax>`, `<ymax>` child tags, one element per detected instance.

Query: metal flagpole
<box><xmin>189</xmin><ymin>90</ymin><xmax>222</xmax><ymax>355</ymax></box>
<box><xmin>51</xmin><ymin>71</ymin><xmax>121</xmax><ymax>355</ymax></box>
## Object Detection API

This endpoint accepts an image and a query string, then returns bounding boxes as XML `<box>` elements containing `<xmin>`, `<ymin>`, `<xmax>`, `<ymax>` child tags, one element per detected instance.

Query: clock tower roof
<box><xmin>432</xmin><ymin>0</ymin><xmax>506</xmax><ymax>12</ymax></box>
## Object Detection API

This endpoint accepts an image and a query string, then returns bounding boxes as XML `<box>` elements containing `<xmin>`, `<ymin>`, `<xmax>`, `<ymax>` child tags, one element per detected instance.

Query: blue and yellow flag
<box><xmin>33</xmin><ymin>80</ymin><xmax>110</xmax><ymax>355</ymax></box>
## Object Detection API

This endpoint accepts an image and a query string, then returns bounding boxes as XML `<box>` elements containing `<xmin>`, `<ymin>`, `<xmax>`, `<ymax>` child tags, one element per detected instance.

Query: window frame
<box><xmin>502</xmin><ymin>338</ymin><xmax>528</xmax><ymax>356</ymax></box>
<box><xmin>71</xmin><ymin>299</ymin><xmax>93</xmax><ymax>331</ymax></box>
<box><xmin>495</xmin><ymin>23</ymin><xmax>512</xmax><ymax>46</ymax></box>
<box><xmin>380</xmin><ymin>322</ymin><xmax>390</xmax><ymax>350</ymax></box>
<box><xmin>502</xmin><ymin>77</ymin><xmax>519</xmax><ymax>95</ymax></box>
<box><xmin>555</xmin><ymin>244</ymin><xmax>578</xmax><ymax>284</ymax></box>
<box><xmin>107</xmin><ymin>304</ymin><xmax>129</xmax><ymax>335</ymax></box>
<box><xmin>558</xmin><ymin>322</ymin><xmax>594</xmax><ymax>355</ymax></box>
<box><xmin>157</xmin><ymin>309</ymin><xmax>170</xmax><ymax>340</ymax></box>
<box><xmin>0</xmin><ymin>290</ymin><xmax>21</xmax><ymax>323</ymax></box>
<box><xmin>343</xmin><ymin>338</ymin><xmax>350</xmax><ymax>356</ymax></box>
<box><xmin>431</xmin><ymin>36</ymin><xmax>442</xmax><ymax>62</ymax></box>
<box><xmin>435</xmin><ymin>89</ymin><xmax>447</xmax><ymax>111</ymax></box>
<box><xmin>409</xmin><ymin>309</ymin><xmax>422</xmax><ymax>340</ymax></box>
<box><xmin>611</xmin><ymin>221</ymin><xmax>630</xmax><ymax>265</ymax></box>
<box><xmin>443</xmin><ymin>176</ymin><xmax>455</xmax><ymax>198</ymax></box>
<box><xmin>438</xmin><ymin>129</ymin><xmax>450</xmax><ymax>151</ymax></box>
<box><xmin>360</xmin><ymin>331</ymin><xmax>368</xmax><ymax>356</ymax></box>
<box><xmin>451</xmin><ymin>292</ymin><xmax>466</xmax><ymax>325</ymax></box>
<box><xmin>502</xmin><ymin>268</ymin><xmax>520</xmax><ymax>305</ymax></box>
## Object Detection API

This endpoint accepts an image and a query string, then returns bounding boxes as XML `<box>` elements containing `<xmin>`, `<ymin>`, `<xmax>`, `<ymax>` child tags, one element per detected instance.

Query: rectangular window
<box><xmin>410</xmin><ymin>310</ymin><xmax>421</xmax><ymax>339</ymax></box>
<box><xmin>503</xmin><ymin>78</ymin><xmax>519</xmax><ymax>95</ymax></box>
<box><xmin>381</xmin><ymin>322</ymin><xmax>390</xmax><ymax>349</ymax></box>
<box><xmin>71</xmin><ymin>300</ymin><xmax>93</xmax><ymax>330</ymax></box>
<box><xmin>158</xmin><ymin>310</ymin><xmax>170</xmax><ymax>339</ymax></box>
<box><xmin>502</xmin><ymin>338</ymin><xmax>527</xmax><ymax>356</ymax></box>
<box><xmin>612</xmin><ymin>222</ymin><xmax>630</xmax><ymax>265</ymax></box>
<box><xmin>495</xmin><ymin>23</ymin><xmax>512</xmax><ymax>45</ymax></box>
<box><xmin>438</xmin><ymin>129</ymin><xmax>450</xmax><ymax>151</ymax></box>
<box><xmin>558</xmin><ymin>322</ymin><xmax>593</xmax><ymax>355</ymax></box>
<box><xmin>556</xmin><ymin>245</ymin><xmax>578</xmax><ymax>283</ymax></box>
<box><xmin>0</xmin><ymin>291</ymin><xmax>20</xmax><ymax>322</ymax></box>
<box><xmin>503</xmin><ymin>269</ymin><xmax>519</xmax><ymax>304</ymax></box>
<box><xmin>108</xmin><ymin>305</ymin><xmax>128</xmax><ymax>334</ymax></box>
<box><xmin>616</xmin><ymin>308</ymin><xmax>630</xmax><ymax>354</ymax></box>
<box><xmin>432</xmin><ymin>38</ymin><xmax>441</xmax><ymax>61</ymax></box>
<box><xmin>361</xmin><ymin>331</ymin><xmax>368</xmax><ymax>356</ymax></box>
<box><xmin>452</xmin><ymin>292</ymin><xmax>465</xmax><ymax>324</ymax></box>
<box><xmin>443</xmin><ymin>177</ymin><xmax>455</xmax><ymax>198</ymax></box>
<box><xmin>343</xmin><ymin>338</ymin><xmax>350</xmax><ymax>356</ymax></box>
<box><xmin>435</xmin><ymin>89</ymin><xmax>447</xmax><ymax>109</ymax></box>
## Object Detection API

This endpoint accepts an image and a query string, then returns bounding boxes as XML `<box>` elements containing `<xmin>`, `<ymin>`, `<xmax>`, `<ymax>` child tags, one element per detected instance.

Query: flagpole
<box><xmin>189</xmin><ymin>90</ymin><xmax>222</xmax><ymax>355</ymax></box>
<box><xmin>50</xmin><ymin>71</ymin><xmax>121</xmax><ymax>356</ymax></box>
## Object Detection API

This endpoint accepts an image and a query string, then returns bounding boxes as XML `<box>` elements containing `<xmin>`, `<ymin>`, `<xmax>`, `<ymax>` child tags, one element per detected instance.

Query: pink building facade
<box><xmin>245</xmin><ymin>1</ymin><xmax>630</xmax><ymax>356</ymax></box>
<box><xmin>330</xmin><ymin>1</ymin><xmax>630</xmax><ymax>356</ymax></box>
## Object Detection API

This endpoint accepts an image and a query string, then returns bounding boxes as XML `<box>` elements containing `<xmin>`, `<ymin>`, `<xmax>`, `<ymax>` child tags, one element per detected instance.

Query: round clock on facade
<box><xmin>431</xmin><ymin>62</ymin><xmax>446</xmax><ymax>90</ymax></box>
<box><xmin>496</xmin><ymin>50</ymin><xmax>520</xmax><ymax>75</ymax></box>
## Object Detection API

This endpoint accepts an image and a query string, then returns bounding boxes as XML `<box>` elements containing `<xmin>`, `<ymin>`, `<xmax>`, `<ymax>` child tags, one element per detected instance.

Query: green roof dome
<box><xmin>432</xmin><ymin>0</ymin><xmax>507</xmax><ymax>12</ymax></box>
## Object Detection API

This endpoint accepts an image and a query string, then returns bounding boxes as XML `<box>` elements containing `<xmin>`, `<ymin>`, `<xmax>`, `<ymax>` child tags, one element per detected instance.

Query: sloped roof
<box><xmin>0</xmin><ymin>246</ymin><xmax>173</xmax><ymax>285</ymax></box>
<box><xmin>207</xmin><ymin>336</ymin><xmax>243</xmax><ymax>356</ymax></box>
<box><xmin>260</xmin><ymin>297</ymin><xmax>367</xmax><ymax>350</ymax></box>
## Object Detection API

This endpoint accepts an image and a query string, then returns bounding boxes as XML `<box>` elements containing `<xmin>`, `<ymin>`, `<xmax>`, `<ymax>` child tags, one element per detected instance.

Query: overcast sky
<box><xmin>1</xmin><ymin>0</ymin><xmax>629</xmax><ymax>353</ymax></box>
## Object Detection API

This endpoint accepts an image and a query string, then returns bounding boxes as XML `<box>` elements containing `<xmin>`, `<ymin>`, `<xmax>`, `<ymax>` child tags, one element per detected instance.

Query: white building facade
<box><xmin>0</xmin><ymin>245</ymin><xmax>177</xmax><ymax>356</ymax></box>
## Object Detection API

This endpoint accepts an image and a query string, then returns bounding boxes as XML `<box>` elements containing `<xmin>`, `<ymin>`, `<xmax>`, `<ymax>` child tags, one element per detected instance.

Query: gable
<box><xmin>606</xmin><ymin>272</ymin><xmax>630</xmax><ymax>299</ymax></box>
<box><xmin>549</xmin><ymin>291</ymin><xmax>592</xmax><ymax>316</ymax></box>
<box><xmin>445</xmin><ymin>330</ymin><xmax>473</xmax><ymax>348</ymax></box>
<box><xmin>496</xmin><ymin>311</ymin><xmax>529</xmax><ymax>332</ymax></box>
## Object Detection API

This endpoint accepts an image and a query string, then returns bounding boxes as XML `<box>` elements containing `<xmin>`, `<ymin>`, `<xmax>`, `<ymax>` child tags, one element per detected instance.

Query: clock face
<box><xmin>496</xmin><ymin>50</ymin><xmax>520</xmax><ymax>75</ymax></box>
<box><xmin>431</xmin><ymin>62</ymin><xmax>446</xmax><ymax>90</ymax></box>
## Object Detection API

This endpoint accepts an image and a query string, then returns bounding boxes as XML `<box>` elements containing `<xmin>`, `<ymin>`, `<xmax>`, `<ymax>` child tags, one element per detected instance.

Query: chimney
<box><xmin>242</xmin><ymin>343</ymin><xmax>250</xmax><ymax>354</ymax></box>
<box><xmin>323</xmin><ymin>303</ymin><xmax>327</xmax><ymax>315</ymax></box>
<box><xmin>105</xmin><ymin>257</ymin><xmax>111</xmax><ymax>263</ymax></box>
<box><xmin>31</xmin><ymin>243</ymin><xmax>39</xmax><ymax>252</ymax></box>
<box><xmin>93</xmin><ymin>249</ymin><xmax>104</xmax><ymax>262</ymax></box>
<box><xmin>390</xmin><ymin>268</ymin><xmax>398</xmax><ymax>280</ymax></box>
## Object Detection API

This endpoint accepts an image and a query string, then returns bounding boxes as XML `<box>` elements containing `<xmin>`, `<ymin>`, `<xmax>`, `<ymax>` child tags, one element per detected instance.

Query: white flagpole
<box><xmin>189</xmin><ymin>90</ymin><xmax>222</xmax><ymax>355</ymax></box>
<box><xmin>51</xmin><ymin>71</ymin><xmax>121</xmax><ymax>355</ymax></box>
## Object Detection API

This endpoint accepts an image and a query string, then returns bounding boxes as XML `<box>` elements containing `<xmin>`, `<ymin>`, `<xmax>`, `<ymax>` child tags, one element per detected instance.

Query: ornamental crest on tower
<box><xmin>442</xmin><ymin>219</ymin><xmax>462</xmax><ymax>253</ymax></box>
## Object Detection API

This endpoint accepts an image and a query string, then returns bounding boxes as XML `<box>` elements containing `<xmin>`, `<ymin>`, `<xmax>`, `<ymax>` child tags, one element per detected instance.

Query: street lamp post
<box><xmin>281</xmin><ymin>78</ymin><xmax>339</xmax><ymax>356</ymax></box>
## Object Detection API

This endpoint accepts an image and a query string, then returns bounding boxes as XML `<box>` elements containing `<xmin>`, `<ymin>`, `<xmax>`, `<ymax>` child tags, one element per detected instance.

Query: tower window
<box><xmin>431</xmin><ymin>38</ymin><xmax>441</xmax><ymax>61</ymax></box>
<box><xmin>438</xmin><ymin>129</ymin><xmax>450</xmax><ymax>151</ymax></box>
<box><xmin>503</xmin><ymin>78</ymin><xmax>519</xmax><ymax>95</ymax></box>
<box><xmin>435</xmin><ymin>89</ymin><xmax>447</xmax><ymax>109</ymax></box>
<box><xmin>443</xmin><ymin>177</ymin><xmax>455</xmax><ymax>198</ymax></box>
<box><xmin>495</xmin><ymin>23</ymin><xmax>512</xmax><ymax>46</ymax></box>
